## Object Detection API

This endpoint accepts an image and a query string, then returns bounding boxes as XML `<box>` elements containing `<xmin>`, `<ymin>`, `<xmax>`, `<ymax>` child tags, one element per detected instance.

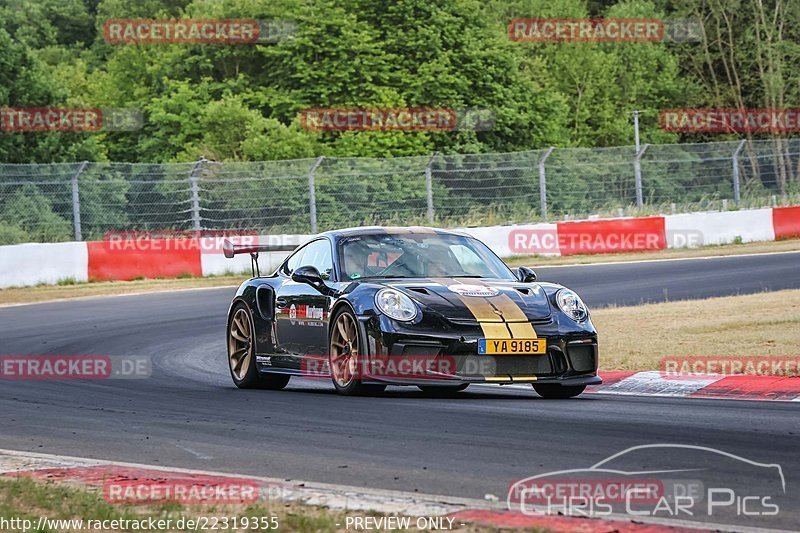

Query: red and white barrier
<box><xmin>87</xmin><ymin>239</ymin><xmax>202</xmax><ymax>282</ymax></box>
<box><xmin>463</xmin><ymin>206</ymin><xmax>798</xmax><ymax>259</ymax></box>
<box><xmin>664</xmin><ymin>208</ymin><xmax>774</xmax><ymax>247</ymax></box>
<box><xmin>772</xmin><ymin>206</ymin><xmax>800</xmax><ymax>240</ymax></box>
<box><xmin>0</xmin><ymin>242</ymin><xmax>88</xmax><ymax>288</ymax></box>
<box><xmin>0</xmin><ymin>207</ymin><xmax>798</xmax><ymax>288</ymax></box>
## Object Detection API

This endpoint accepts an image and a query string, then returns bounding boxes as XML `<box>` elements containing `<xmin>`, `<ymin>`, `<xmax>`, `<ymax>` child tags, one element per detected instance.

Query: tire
<box><xmin>228</xmin><ymin>303</ymin><xmax>290</xmax><ymax>390</ymax></box>
<box><xmin>328</xmin><ymin>308</ymin><xmax>382</xmax><ymax>396</ymax></box>
<box><xmin>417</xmin><ymin>384</ymin><xmax>469</xmax><ymax>394</ymax></box>
<box><xmin>532</xmin><ymin>384</ymin><xmax>586</xmax><ymax>399</ymax></box>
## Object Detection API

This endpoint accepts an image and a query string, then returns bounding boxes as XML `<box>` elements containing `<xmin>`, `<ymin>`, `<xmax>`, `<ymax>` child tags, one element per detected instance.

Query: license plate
<box><xmin>478</xmin><ymin>339</ymin><xmax>546</xmax><ymax>355</ymax></box>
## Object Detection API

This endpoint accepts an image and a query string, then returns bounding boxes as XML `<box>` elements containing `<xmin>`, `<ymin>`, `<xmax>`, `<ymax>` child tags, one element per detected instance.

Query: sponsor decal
<box><xmin>288</xmin><ymin>304</ymin><xmax>326</xmax><ymax>326</ymax></box>
<box><xmin>447</xmin><ymin>284</ymin><xmax>500</xmax><ymax>298</ymax></box>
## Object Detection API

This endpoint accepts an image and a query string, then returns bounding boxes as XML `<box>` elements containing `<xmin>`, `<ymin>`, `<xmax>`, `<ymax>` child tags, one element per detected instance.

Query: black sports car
<box><xmin>223</xmin><ymin>226</ymin><xmax>600</xmax><ymax>398</ymax></box>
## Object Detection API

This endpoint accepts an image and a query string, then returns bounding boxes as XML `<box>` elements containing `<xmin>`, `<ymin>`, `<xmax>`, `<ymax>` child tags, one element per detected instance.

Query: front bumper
<box><xmin>361</xmin><ymin>314</ymin><xmax>601</xmax><ymax>386</ymax></box>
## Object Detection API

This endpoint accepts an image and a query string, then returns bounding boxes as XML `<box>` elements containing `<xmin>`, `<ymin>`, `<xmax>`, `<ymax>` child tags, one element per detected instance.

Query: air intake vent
<box><xmin>515</xmin><ymin>287</ymin><xmax>530</xmax><ymax>295</ymax></box>
<box><xmin>407</xmin><ymin>287</ymin><xmax>430</xmax><ymax>295</ymax></box>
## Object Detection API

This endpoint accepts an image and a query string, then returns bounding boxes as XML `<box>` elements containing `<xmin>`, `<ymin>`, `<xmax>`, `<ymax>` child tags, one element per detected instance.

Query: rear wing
<box><xmin>222</xmin><ymin>239</ymin><xmax>299</xmax><ymax>277</ymax></box>
<box><xmin>222</xmin><ymin>240</ymin><xmax>298</xmax><ymax>258</ymax></box>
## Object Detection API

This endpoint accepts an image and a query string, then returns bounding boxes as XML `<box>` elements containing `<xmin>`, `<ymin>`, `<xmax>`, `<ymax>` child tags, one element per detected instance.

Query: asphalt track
<box><xmin>1</xmin><ymin>251</ymin><xmax>799</xmax><ymax>529</ymax></box>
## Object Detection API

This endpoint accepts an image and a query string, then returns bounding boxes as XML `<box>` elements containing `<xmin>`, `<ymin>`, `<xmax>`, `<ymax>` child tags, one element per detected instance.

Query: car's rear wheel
<box><xmin>329</xmin><ymin>309</ymin><xmax>384</xmax><ymax>396</ymax></box>
<box><xmin>532</xmin><ymin>384</ymin><xmax>586</xmax><ymax>399</ymax></box>
<box><xmin>228</xmin><ymin>304</ymin><xmax>290</xmax><ymax>390</ymax></box>
<box><xmin>417</xmin><ymin>384</ymin><xmax>469</xmax><ymax>394</ymax></box>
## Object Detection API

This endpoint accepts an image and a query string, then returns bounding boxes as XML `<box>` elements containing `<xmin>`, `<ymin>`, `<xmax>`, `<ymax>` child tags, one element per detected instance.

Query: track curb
<box><xmin>589</xmin><ymin>371</ymin><xmax>800</xmax><ymax>401</ymax></box>
<box><xmin>0</xmin><ymin>449</ymin><xmax>726</xmax><ymax>532</ymax></box>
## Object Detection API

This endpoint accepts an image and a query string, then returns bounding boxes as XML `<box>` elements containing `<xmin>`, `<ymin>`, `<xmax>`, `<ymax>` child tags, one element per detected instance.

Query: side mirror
<box><xmin>292</xmin><ymin>265</ymin><xmax>328</xmax><ymax>293</ymax></box>
<box><xmin>516</xmin><ymin>266</ymin><xmax>537</xmax><ymax>283</ymax></box>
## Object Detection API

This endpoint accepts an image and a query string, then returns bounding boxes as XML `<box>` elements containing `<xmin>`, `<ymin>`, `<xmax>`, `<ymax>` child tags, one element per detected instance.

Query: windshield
<box><xmin>339</xmin><ymin>233</ymin><xmax>516</xmax><ymax>281</ymax></box>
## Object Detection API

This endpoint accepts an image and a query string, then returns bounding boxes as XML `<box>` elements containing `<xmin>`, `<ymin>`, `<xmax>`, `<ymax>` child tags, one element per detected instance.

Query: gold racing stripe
<box><xmin>466</xmin><ymin>280</ymin><xmax>539</xmax><ymax>340</ymax></box>
<box><xmin>488</xmin><ymin>294</ymin><xmax>538</xmax><ymax>339</ymax></box>
<box><xmin>484</xmin><ymin>375</ymin><xmax>538</xmax><ymax>382</ymax></box>
<box><xmin>479</xmin><ymin>321</ymin><xmax>512</xmax><ymax>338</ymax></box>
<box><xmin>431</xmin><ymin>278</ymin><xmax>511</xmax><ymax>339</ymax></box>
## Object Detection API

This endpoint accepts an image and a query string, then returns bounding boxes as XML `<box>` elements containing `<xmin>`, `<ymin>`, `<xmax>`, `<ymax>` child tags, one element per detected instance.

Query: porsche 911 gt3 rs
<box><xmin>224</xmin><ymin>226</ymin><xmax>600</xmax><ymax>398</ymax></box>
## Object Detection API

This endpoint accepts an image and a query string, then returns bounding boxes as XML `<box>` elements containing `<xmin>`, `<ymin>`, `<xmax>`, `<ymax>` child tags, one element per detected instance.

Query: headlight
<box><xmin>556</xmin><ymin>288</ymin><xmax>588</xmax><ymax>322</ymax></box>
<box><xmin>375</xmin><ymin>288</ymin><xmax>418</xmax><ymax>321</ymax></box>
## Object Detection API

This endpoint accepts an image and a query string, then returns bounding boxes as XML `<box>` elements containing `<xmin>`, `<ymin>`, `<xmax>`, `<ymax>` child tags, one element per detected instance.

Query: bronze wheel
<box><xmin>227</xmin><ymin>303</ymin><xmax>290</xmax><ymax>390</ymax></box>
<box><xmin>328</xmin><ymin>309</ymin><xmax>384</xmax><ymax>396</ymax></box>
<box><xmin>228</xmin><ymin>308</ymin><xmax>253</xmax><ymax>382</ymax></box>
<box><xmin>330</xmin><ymin>310</ymin><xmax>359</xmax><ymax>388</ymax></box>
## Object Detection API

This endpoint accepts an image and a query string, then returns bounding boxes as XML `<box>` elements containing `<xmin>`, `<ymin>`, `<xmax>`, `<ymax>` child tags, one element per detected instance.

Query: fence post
<box><xmin>425</xmin><ymin>152</ymin><xmax>438</xmax><ymax>224</ymax></box>
<box><xmin>538</xmin><ymin>147</ymin><xmax>555</xmax><ymax>220</ymax></box>
<box><xmin>308</xmin><ymin>156</ymin><xmax>324</xmax><ymax>233</ymax></box>
<box><xmin>634</xmin><ymin>144</ymin><xmax>649</xmax><ymax>208</ymax></box>
<box><xmin>732</xmin><ymin>139</ymin><xmax>746</xmax><ymax>205</ymax></box>
<box><xmin>189</xmin><ymin>157</ymin><xmax>205</xmax><ymax>231</ymax></box>
<box><xmin>71</xmin><ymin>161</ymin><xmax>88</xmax><ymax>241</ymax></box>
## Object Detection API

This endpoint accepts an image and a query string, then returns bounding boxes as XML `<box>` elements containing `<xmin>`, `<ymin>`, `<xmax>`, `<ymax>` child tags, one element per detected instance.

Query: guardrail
<box><xmin>2</xmin><ymin>206</ymin><xmax>798</xmax><ymax>289</ymax></box>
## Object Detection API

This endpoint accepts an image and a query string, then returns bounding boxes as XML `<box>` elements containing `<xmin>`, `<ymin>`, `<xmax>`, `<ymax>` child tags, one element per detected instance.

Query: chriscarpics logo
<box><xmin>508</xmin><ymin>444</ymin><xmax>785</xmax><ymax>528</ymax></box>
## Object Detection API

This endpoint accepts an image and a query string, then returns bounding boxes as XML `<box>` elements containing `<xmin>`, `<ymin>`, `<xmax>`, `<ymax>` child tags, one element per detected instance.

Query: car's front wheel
<box><xmin>329</xmin><ymin>308</ymin><xmax>384</xmax><ymax>396</ymax></box>
<box><xmin>228</xmin><ymin>303</ymin><xmax>290</xmax><ymax>390</ymax></box>
<box><xmin>532</xmin><ymin>384</ymin><xmax>586</xmax><ymax>399</ymax></box>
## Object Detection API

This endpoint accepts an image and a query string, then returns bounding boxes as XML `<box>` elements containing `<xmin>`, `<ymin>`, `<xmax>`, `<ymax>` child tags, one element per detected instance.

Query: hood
<box><xmin>378</xmin><ymin>278</ymin><xmax>552</xmax><ymax>323</ymax></box>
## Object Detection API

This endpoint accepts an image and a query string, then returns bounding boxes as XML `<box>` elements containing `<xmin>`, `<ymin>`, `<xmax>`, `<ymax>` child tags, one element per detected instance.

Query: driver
<box><xmin>344</xmin><ymin>242</ymin><xmax>366</xmax><ymax>279</ymax></box>
<box><xmin>424</xmin><ymin>245</ymin><xmax>461</xmax><ymax>277</ymax></box>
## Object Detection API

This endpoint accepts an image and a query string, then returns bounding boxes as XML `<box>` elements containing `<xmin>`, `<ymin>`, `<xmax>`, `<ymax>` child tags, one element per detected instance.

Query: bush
<box><xmin>0</xmin><ymin>222</ymin><xmax>32</xmax><ymax>245</ymax></box>
<box><xmin>0</xmin><ymin>183</ymin><xmax>72</xmax><ymax>243</ymax></box>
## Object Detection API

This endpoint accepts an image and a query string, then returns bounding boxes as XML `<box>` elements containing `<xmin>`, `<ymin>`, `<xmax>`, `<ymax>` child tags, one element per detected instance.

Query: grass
<box><xmin>592</xmin><ymin>289</ymin><xmax>800</xmax><ymax>371</ymax></box>
<box><xmin>0</xmin><ymin>475</ymin><xmax>344</xmax><ymax>532</ymax></box>
<box><xmin>506</xmin><ymin>237</ymin><xmax>800</xmax><ymax>267</ymax></box>
<box><xmin>0</xmin><ymin>275</ymin><xmax>247</xmax><ymax>306</ymax></box>
<box><xmin>0</xmin><ymin>475</ymin><xmax>538</xmax><ymax>532</ymax></box>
